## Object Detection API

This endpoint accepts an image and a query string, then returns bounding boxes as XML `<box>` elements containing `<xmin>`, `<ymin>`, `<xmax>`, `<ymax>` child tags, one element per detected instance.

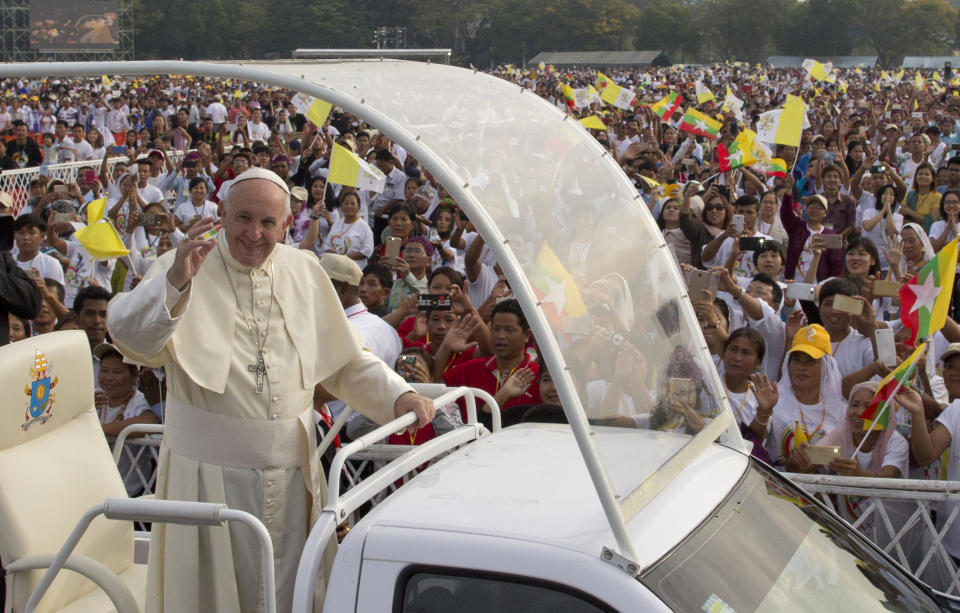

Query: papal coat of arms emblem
<box><xmin>22</xmin><ymin>349</ymin><xmax>58</xmax><ymax>431</ymax></box>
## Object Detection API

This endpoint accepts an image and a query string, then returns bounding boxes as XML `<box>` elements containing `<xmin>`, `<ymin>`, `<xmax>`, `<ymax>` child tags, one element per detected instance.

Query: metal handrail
<box><xmin>24</xmin><ymin>497</ymin><xmax>276</xmax><ymax>613</ymax></box>
<box><xmin>292</xmin><ymin>386</ymin><xmax>492</xmax><ymax>612</ymax></box>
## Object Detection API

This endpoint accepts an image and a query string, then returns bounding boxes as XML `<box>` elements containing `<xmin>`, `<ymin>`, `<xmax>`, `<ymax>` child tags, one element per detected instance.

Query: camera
<box><xmin>417</xmin><ymin>294</ymin><xmax>452</xmax><ymax>311</ymax></box>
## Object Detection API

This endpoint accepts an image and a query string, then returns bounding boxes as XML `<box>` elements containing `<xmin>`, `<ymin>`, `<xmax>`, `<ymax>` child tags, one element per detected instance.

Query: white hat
<box><xmin>229</xmin><ymin>167</ymin><xmax>290</xmax><ymax>196</ymax></box>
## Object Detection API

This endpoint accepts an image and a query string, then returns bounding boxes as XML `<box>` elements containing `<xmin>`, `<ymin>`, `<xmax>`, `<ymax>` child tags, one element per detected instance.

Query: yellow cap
<box><xmin>789</xmin><ymin>324</ymin><xmax>832</xmax><ymax>360</ymax></box>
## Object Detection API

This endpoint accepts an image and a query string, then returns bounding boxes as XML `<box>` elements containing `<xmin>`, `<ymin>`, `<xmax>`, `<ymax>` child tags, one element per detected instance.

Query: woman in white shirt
<box><xmin>320</xmin><ymin>190</ymin><xmax>374</xmax><ymax>268</ymax></box>
<box><xmin>930</xmin><ymin>189</ymin><xmax>960</xmax><ymax>252</ymax></box>
<box><xmin>820</xmin><ymin>381</ymin><xmax>909</xmax><ymax>479</ymax></box>
<box><xmin>719</xmin><ymin>328</ymin><xmax>778</xmax><ymax>459</ymax></box>
<box><xmin>768</xmin><ymin>323</ymin><xmax>847</xmax><ymax>469</ymax></box>
<box><xmin>173</xmin><ymin>177</ymin><xmax>219</xmax><ymax>232</ymax></box>
<box><xmin>861</xmin><ymin>184</ymin><xmax>903</xmax><ymax>272</ymax></box>
<box><xmin>94</xmin><ymin>343</ymin><xmax>159</xmax><ymax>495</ymax></box>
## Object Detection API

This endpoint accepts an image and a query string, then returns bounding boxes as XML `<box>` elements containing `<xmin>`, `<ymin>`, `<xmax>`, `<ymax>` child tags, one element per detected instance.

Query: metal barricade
<box><xmin>0</xmin><ymin>150</ymin><xmax>192</xmax><ymax>213</ymax></box>
<box><xmin>786</xmin><ymin>473</ymin><xmax>960</xmax><ymax>595</ymax></box>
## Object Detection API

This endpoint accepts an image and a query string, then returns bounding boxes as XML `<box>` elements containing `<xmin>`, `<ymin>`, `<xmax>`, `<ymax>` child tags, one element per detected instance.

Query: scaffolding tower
<box><xmin>0</xmin><ymin>0</ymin><xmax>134</xmax><ymax>63</ymax></box>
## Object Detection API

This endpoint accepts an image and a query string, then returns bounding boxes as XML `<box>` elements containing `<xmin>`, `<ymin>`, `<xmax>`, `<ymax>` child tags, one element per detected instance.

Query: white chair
<box><xmin>0</xmin><ymin>331</ymin><xmax>276</xmax><ymax>613</ymax></box>
<box><xmin>0</xmin><ymin>330</ymin><xmax>147</xmax><ymax>612</ymax></box>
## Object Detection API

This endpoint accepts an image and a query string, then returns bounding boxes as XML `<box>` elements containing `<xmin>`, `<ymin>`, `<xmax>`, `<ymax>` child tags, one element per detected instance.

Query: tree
<box><xmin>635</xmin><ymin>0</ymin><xmax>701</xmax><ymax>59</ymax></box>
<box><xmin>863</xmin><ymin>0</ymin><xmax>958</xmax><ymax>66</ymax></box>
<box><xmin>703</xmin><ymin>0</ymin><xmax>793</xmax><ymax>62</ymax></box>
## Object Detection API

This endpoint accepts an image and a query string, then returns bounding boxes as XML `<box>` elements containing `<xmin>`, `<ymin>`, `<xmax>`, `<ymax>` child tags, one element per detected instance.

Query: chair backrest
<box><xmin>0</xmin><ymin>331</ymin><xmax>133</xmax><ymax>613</ymax></box>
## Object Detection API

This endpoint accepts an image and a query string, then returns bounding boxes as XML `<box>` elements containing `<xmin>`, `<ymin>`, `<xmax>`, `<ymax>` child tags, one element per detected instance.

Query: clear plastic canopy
<box><xmin>0</xmin><ymin>59</ymin><xmax>743</xmax><ymax>558</ymax></box>
<box><xmin>256</xmin><ymin>60</ymin><xmax>743</xmax><ymax>519</ymax></box>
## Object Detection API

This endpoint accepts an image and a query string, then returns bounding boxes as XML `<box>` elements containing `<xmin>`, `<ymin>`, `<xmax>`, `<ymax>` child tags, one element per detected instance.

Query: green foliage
<box><xmin>131</xmin><ymin>0</ymin><xmax>959</xmax><ymax>67</ymax></box>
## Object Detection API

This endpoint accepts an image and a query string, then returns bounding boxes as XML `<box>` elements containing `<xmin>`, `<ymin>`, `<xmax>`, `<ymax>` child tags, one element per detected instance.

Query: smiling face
<box><xmin>844</xmin><ymin>245</ymin><xmax>875</xmax><ymax>277</ymax></box>
<box><xmin>704</xmin><ymin>199</ymin><xmax>726</xmax><ymax>227</ymax></box>
<box><xmin>223</xmin><ymin>179</ymin><xmax>292</xmax><ymax>267</ymax></box>
<box><xmin>805</xmin><ymin>201</ymin><xmax>826</xmax><ymax>226</ymax></box>
<box><xmin>539</xmin><ymin>369</ymin><xmax>560</xmax><ymax>405</ymax></box>
<box><xmin>818</xmin><ymin>295</ymin><xmax>854</xmax><ymax>336</ymax></box>
<box><xmin>98</xmin><ymin>354</ymin><xmax>137</xmax><ymax>404</ymax></box>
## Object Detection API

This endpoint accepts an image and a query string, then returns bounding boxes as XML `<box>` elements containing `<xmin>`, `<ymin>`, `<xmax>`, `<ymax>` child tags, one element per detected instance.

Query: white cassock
<box><xmin>107</xmin><ymin>235</ymin><xmax>412</xmax><ymax>613</ymax></box>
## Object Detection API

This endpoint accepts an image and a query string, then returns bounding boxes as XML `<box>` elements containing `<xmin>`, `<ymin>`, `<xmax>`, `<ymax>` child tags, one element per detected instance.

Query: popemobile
<box><xmin>0</xmin><ymin>59</ymin><xmax>957</xmax><ymax>612</ymax></box>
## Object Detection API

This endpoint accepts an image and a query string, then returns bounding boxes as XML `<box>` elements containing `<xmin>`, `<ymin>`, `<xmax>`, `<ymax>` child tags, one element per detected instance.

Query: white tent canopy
<box><xmin>0</xmin><ymin>60</ymin><xmax>743</xmax><ymax>564</ymax></box>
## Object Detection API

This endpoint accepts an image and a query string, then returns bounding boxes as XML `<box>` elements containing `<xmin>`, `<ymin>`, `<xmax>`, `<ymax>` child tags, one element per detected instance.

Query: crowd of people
<box><xmin>5</xmin><ymin>63</ymin><xmax>960</xmax><ymax>573</ymax></box>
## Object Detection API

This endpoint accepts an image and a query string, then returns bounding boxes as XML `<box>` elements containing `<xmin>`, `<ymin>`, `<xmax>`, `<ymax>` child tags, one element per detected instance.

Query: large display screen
<box><xmin>29</xmin><ymin>0</ymin><xmax>119</xmax><ymax>51</ymax></box>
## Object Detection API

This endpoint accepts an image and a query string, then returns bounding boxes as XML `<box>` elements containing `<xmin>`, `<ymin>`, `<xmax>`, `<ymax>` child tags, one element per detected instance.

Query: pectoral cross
<box><xmin>248</xmin><ymin>350</ymin><xmax>266</xmax><ymax>394</ymax></box>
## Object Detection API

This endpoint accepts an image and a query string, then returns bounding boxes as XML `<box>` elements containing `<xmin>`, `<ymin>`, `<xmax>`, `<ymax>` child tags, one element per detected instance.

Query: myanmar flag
<box><xmin>716</xmin><ymin>131</ymin><xmax>756</xmax><ymax>171</ymax></box>
<box><xmin>650</xmin><ymin>91</ymin><xmax>683</xmax><ymax>121</ymax></box>
<box><xmin>764</xmin><ymin>158</ymin><xmax>788</xmax><ymax>178</ymax></box>
<box><xmin>596</xmin><ymin>71</ymin><xmax>611</xmax><ymax>91</ymax></box>
<box><xmin>561</xmin><ymin>84</ymin><xmax>576</xmax><ymax>110</ymax></box>
<box><xmin>530</xmin><ymin>243</ymin><xmax>588</xmax><ymax>332</ymax></box>
<box><xmin>899</xmin><ymin>238</ymin><xmax>958</xmax><ymax>346</ymax></box>
<box><xmin>679</xmin><ymin>108</ymin><xmax>721</xmax><ymax>139</ymax></box>
<box><xmin>860</xmin><ymin>343</ymin><xmax>928</xmax><ymax>431</ymax></box>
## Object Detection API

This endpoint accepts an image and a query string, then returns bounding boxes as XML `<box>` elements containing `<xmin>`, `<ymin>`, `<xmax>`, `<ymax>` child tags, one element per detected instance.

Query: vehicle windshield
<box><xmin>641</xmin><ymin>459</ymin><xmax>941</xmax><ymax>612</ymax></box>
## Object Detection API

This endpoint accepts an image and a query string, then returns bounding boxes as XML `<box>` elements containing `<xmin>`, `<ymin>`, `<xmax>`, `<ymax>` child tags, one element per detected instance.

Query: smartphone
<box><xmin>384</xmin><ymin>236</ymin><xmax>403</xmax><ymax>259</ymax></box>
<box><xmin>785</xmin><ymin>283</ymin><xmax>817</xmax><ymax>301</ymax></box>
<box><xmin>417</xmin><ymin>293</ymin><xmax>451</xmax><ymax>311</ymax></box>
<box><xmin>731</xmin><ymin>214</ymin><xmax>745</xmax><ymax>233</ymax></box>
<box><xmin>823</xmin><ymin>151</ymin><xmax>836</xmax><ymax>161</ymax></box>
<box><xmin>138</xmin><ymin>214</ymin><xmax>160</xmax><ymax>226</ymax></box>
<box><xmin>52</xmin><ymin>184</ymin><xmax>68</xmax><ymax>194</ymax></box>
<box><xmin>806</xmin><ymin>445</ymin><xmax>840</xmax><ymax>465</ymax></box>
<box><xmin>912</xmin><ymin>111</ymin><xmax>924</xmax><ymax>119</ymax></box>
<box><xmin>226</xmin><ymin>123</ymin><xmax>238</xmax><ymax>133</ymax></box>
<box><xmin>872</xmin><ymin>280</ymin><xmax>902</xmax><ymax>298</ymax></box>
<box><xmin>738</xmin><ymin>236</ymin><xmax>766</xmax><ymax>251</ymax></box>
<box><xmin>876</xmin><ymin>328</ymin><xmax>897</xmax><ymax>367</ymax></box>
<box><xmin>819</xmin><ymin>233</ymin><xmax>844</xmax><ymax>250</ymax></box>
<box><xmin>111</xmin><ymin>145</ymin><xmax>127</xmax><ymax>155</ymax></box>
<box><xmin>870</xmin><ymin>164</ymin><xmax>886</xmax><ymax>174</ymax></box>
<box><xmin>52</xmin><ymin>212</ymin><xmax>73</xmax><ymax>226</ymax></box>
<box><xmin>832</xmin><ymin>294</ymin><xmax>864</xmax><ymax>315</ymax></box>
<box><xmin>685</xmin><ymin>269</ymin><xmax>718</xmax><ymax>294</ymax></box>
<box><xmin>858</xmin><ymin>101</ymin><xmax>871</xmax><ymax>109</ymax></box>
<box><xmin>952</xmin><ymin>144</ymin><xmax>960</xmax><ymax>152</ymax></box>
<box><xmin>427</xmin><ymin>226</ymin><xmax>440</xmax><ymax>243</ymax></box>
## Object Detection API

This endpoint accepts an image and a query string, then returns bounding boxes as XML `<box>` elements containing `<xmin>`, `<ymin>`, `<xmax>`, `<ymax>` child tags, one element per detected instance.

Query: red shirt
<box><xmin>443</xmin><ymin>353</ymin><xmax>541</xmax><ymax>420</ymax></box>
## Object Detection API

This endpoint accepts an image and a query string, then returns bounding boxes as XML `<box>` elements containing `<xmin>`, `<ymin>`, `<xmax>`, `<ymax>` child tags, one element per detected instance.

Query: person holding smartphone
<box><xmin>780</xmin><ymin>175</ymin><xmax>843</xmax><ymax>282</ymax></box>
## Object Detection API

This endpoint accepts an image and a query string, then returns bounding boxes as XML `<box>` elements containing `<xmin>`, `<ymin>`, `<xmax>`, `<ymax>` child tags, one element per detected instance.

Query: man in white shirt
<box><xmin>319</xmin><ymin>253</ymin><xmax>403</xmax><ymax>419</ymax></box>
<box><xmin>247</xmin><ymin>107</ymin><xmax>271</xmax><ymax>143</ymax></box>
<box><xmin>106</xmin><ymin>97</ymin><xmax>130</xmax><ymax>140</ymax></box>
<box><xmin>206</xmin><ymin>95</ymin><xmax>228</xmax><ymax>126</ymax></box>
<box><xmin>12</xmin><ymin>215</ymin><xmax>65</xmax><ymax>287</ymax></box>
<box><xmin>67</xmin><ymin>123</ymin><xmax>96</xmax><ymax>161</ymax></box>
<box><xmin>701</xmin><ymin>195</ymin><xmax>772</xmax><ymax>277</ymax></box>
<box><xmin>369</xmin><ymin>149</ymin><xmax>407</xmax><ymax>229</ymax></box>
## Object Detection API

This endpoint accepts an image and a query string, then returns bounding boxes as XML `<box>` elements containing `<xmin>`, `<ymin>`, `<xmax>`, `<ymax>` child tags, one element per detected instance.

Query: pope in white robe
<box><xmin>107</xmin><ymin>168</ymin><xmax>434</xmax><ymax>612</ymax></box>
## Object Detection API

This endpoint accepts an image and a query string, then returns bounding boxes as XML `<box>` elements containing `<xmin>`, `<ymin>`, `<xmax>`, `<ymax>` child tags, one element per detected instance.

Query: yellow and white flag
<box><xmin>600</xmin><ymin>82</ymin><xmax>636</xmax><ymax>110</ymax></box>
<box><xmin>291</xmin><ymin>92</ymin><xmax>333</xmax><ymax>127</ymax></box>
<box><xmin>802</xmin><ymin>59</ymin><xmax>833</xmax><ymax>82</ymax></box>
<box><xmin>721</xmin><ymin>85</ymin><xmax>744</xmax><ymax>120</ymax></box>
<box><xmin>755</xmin><ymin>96</ymin><xmax>806</xmax><ymax>147</ymax></box>
<box><xmin>695</xmin><ymin>80</ymin><xmax>716</xmax><ymax>104</ymax></box>
<box><xmin>328</xmin><ymin>143</ymin><xmax>386</xmax><ymax>193</ymax></box>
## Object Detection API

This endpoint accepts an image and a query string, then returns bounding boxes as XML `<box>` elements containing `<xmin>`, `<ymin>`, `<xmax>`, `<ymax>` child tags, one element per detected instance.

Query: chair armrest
<box><xmin>6</xmin><ymin>553</ymin><xmax>139</xmax><ymax>613</ymax></box>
